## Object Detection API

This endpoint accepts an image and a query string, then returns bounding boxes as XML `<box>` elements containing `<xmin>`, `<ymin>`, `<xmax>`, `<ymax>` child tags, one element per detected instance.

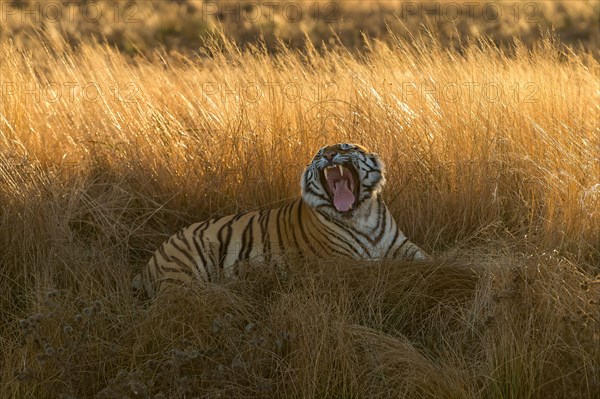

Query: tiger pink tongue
<box><xmin>333</xmin><ymin>179</ymin><xmax>355</xmax><ymax>212</ymax></box>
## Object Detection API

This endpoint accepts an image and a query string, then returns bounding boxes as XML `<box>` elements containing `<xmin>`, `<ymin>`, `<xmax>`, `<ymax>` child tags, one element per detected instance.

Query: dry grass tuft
<box><xmin>0</xmin><ymin>31</ymin><xmax>599</xmax><ymax>398</ymax></box>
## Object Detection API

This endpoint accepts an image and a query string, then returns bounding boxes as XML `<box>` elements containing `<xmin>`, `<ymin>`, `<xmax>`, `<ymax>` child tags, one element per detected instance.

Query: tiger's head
<box><xmin>301</xmin><ymin>143</ymin><xmax>386</xmax><ymax>219</ymax></box>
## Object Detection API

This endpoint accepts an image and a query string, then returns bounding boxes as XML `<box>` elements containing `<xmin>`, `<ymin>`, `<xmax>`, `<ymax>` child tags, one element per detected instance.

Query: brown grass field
<box><xmin>0</xmin><ymin>5</ymin><xmax>599</xmax><ymax>398</ymax></box>
<box><xmin>2</xmin><ymin>0</ymin><xmax>599</xmax><ymax>54</ymax></box>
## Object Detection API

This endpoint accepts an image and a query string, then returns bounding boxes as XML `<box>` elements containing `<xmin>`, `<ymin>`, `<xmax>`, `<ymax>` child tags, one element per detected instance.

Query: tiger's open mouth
<box><xmin>320</xmin><ymin>164</ymin><xmax>359</xmax><ymax>213</ymax></box>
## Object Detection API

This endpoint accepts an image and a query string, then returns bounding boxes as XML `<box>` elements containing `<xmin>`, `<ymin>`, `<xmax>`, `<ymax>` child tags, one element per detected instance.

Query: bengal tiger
<box><xmin>134</xmin><ymin>143</ymin><xmax>427</xmax><ymax>297</ymax></box>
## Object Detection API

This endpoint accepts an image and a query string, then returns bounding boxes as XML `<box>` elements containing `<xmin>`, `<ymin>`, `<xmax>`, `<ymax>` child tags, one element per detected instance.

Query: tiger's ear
<box><xmin>368</xmin><ymin>152</ymin><xmax>384</xmax><ymax>168</ymax></box>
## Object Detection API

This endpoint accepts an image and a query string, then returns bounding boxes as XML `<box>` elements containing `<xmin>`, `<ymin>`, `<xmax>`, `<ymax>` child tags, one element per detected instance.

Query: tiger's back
<box><xmin>140</xmin><ymin>199</ymin><xmax>304</xmax><ymax>296</ymax></box>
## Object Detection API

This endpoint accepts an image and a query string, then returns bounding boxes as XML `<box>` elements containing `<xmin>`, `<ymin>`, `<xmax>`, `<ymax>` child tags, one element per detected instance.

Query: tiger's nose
<box><xmin>323</xmin><ymin>150</ymin><xmax>336</xmax><ymax>161</ymax></box>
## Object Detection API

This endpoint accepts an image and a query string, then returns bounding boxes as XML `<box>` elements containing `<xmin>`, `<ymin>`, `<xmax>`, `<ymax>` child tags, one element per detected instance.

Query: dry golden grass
<box><xmin>0</xmin><ymin>31</ymin><xmax>599</xmax><ymax>398</ymax></box>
